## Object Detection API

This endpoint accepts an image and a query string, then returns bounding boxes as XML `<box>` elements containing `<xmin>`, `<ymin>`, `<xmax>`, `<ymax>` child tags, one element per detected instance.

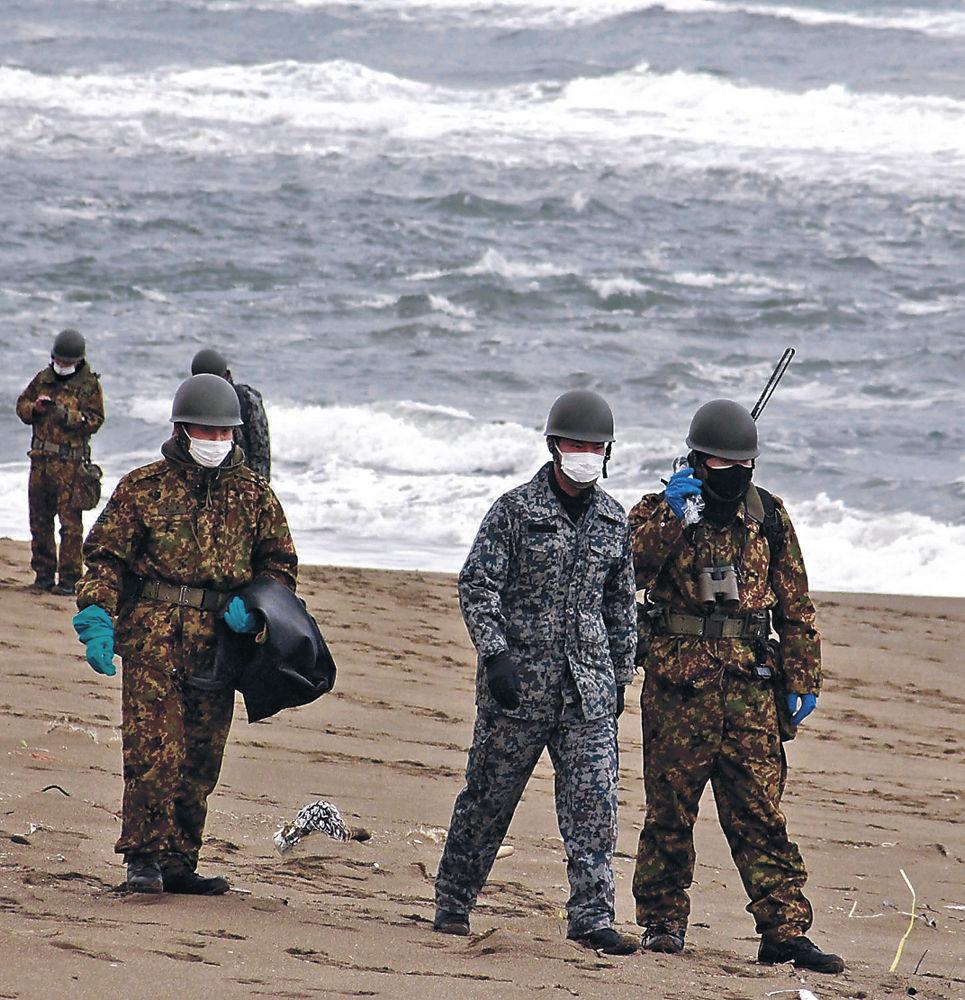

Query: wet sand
<box><xmin>0</xmin><ymin>537</ymin><xmax>961</xmax><ymax>999</ymax></box>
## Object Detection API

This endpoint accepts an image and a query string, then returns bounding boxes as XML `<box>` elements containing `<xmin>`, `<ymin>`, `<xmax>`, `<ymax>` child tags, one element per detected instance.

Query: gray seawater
<box><xmin>1</xmin><ymin>0</ymin><xmax>963</xmax><ymax>594</ymax></box>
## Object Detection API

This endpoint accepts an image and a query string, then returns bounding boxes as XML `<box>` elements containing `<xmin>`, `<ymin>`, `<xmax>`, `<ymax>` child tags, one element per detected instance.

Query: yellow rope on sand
<box><xmin>888</xmin><ymin>868</ymin><xmax>917</xmax><ymax>974</ymax></box>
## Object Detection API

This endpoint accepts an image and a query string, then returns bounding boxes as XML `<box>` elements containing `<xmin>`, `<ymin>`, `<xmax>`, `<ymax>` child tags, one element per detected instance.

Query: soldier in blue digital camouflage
<box><xmin>191</xmin><ymin>348</ymin><xmax>271</xmax><ymax>481</ymax></box>
<box><xmin>433</xmin><ymin>390</ymin><xmax>638</xmax><ymax>955</ymax></box>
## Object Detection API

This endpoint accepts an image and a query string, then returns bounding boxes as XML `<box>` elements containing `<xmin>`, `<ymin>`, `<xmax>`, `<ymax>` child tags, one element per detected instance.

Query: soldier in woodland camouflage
<box><xmin>73</xmin><ymin>374</ymin><xmax>296</xmax><ymax>894</ymax></box>
<box><xmin>191</xmin><ymin>348</ymin><xmax>271</xmax><ymax>480</ymax></box>
<box><xmin>434</xmin><ymin>390</ymin><xmax>638</xmax><ymax>956</ymax></box>
<box><xmin>16</xmin><ymin>329</ymin><xmax>104</xmax><ymax>594</ymax></box>
<box><xmin>630</xmin><ymin>398</ymin><xmax>843</xmax><ymax>974</ymax></box>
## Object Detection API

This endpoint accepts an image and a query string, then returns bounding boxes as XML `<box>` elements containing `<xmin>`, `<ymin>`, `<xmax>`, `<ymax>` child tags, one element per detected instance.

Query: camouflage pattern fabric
<box><xmin>233</xmin><ymin>381</ymin><xmax>271</xmax><ymax>481</ymax></box>
<box><xmin>117</xmin><ymin>604</ymin><xmax>233</xmax><ymax>868</ymax></box>
<box><xmin>436</xmin><ymin>710</ymin><xmax>619</xmax><ymax>935</ymax></box>
<box><xmin>435</xmin><ymin>463</ymin><xmax>636</xmax><ymax>934</ymax></box>
<box><xmin>629</xmin><ymin>485</ymin><xmax>818</xmax><ymax>941</ymax></box>
<box><xmin>16</xmin><ymin>362</ymin><xmax>104</xmax><ymax>584</ymax></box>
<box><xmin>77</xmin><ymin>436</ymin><xmax>297</xmax><ymax>865</ymax></box>
<box><xmin>27</xmin><ymin>459</ymin><xmax>86</xmax><ymax>585</ymax></box>
<box><xmin>458</xmin><ymin>463</ymin><xmax>637</xmax><ymax>722</ymax></box>
<box><xmin>629</xmin><ymin>486</ymin><xmax>820</xmax><ymax>693</ymax></box>
<box><xmin>632</xmin><ymin>671</ymin><xmax>812</xmax><ymax>940</ymax></box>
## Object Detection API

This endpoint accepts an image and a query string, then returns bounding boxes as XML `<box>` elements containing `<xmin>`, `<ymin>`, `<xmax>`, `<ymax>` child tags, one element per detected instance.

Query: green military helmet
<box><xmin>686</xmin><ymin>398</ymin><xmax>760</xmax><ymax>461</ymax></box>
<box><xmin>170</xmin><ymin>374</ymin><xmax>242</xmax><ymax>427</ymax></box>
<box><xmin>544</xmin><ymin>389</ymin><xmax>615</xmax><ymax>443</ymax></box>
<box><xmin>191</xmin><ymin>347</ymin><xmax>229</xmax><ymax>377</ymax></box>
<box><xmin>52</xmin><ymin>328</ymin><xmax>85</xmax><ymax>361</ymax></box>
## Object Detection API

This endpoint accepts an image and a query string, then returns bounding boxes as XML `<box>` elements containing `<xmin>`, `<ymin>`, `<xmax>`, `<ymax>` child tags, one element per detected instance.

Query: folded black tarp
<box><xmin>196</xmin><ymin>576</ymin><xmax>337</xmax><ymax>723</ymax></box>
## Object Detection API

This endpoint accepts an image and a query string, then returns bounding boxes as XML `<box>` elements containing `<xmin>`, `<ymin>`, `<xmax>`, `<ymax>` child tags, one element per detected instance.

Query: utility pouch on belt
<box><xmin>760</xmin><ymin>638</ymin><xmax>797</xmax><ymax>742</ymax></box>
<box><xmin>634</xmin><ymin>599</ymin><xmax>666</xmax><ymax>665</ymax></box>
<box><xmin>74</xmin><ymin>459</ymin><xmax>103</xmax><ymax>511</ymax></box>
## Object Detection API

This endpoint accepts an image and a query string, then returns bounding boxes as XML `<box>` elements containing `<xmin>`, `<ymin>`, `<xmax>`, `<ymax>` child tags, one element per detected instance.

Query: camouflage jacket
<box><xmin>233</xmin><ymin>382</ymin><xmax>271</xmax><ymax>481</ymax></box>
<box><xmin>16</xmin><ymin>362</ymin><xmax>105</xmax><ymax>457</ymax></box>
<box><xmin>629</xmin><ymin>484</ymin><xmax>821</xmax><ymax>694</ymax></box>
<box><xmin>77</xmin><ymin>438</ymin><xmax>296</xmax><ymax>620</ymax></box>
<box><xmin>459</xmin><ymin>463</ymin><xmax>637</xmax><ymax>721</ymax></box>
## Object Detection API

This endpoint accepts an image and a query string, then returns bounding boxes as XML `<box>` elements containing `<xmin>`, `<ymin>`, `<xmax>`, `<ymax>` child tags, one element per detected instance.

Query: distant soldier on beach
<box><xmin>16</xmin><ymin>329</ymin><xmax>104</xmax><ymax>595</ymax></box>
<box><xmin>434</xmin><ymin>390</ymin><xmax>638</xmax><ymax>955</ymax></box>
<box><xmin>630</xmin><ymin>398</ymin><xmax>844</xmax><ymax>973</ymax></box>
<box><xmin>72</xmin><ymin>374</ymin><xmax>297</xmax><ymax>894</ymax></box>
<box><xmin>191</xmin><ymin>347</ymin><xmax>271</xmax><ymax>480</ymax></box>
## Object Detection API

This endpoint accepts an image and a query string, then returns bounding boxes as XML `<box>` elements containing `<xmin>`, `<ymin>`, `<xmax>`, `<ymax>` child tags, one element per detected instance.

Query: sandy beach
<box><xmin>0</xmin><ymin>536</ymin><xmax>961</xmax><ymax>1000</ymax></box>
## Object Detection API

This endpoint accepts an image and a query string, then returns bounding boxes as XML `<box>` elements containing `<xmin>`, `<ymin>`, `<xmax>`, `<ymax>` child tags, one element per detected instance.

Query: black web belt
<box><xmin>138</xmin><ymin>578</ymin><xmax>226</xmax><ymax>612</ymax></box>
<box><xmin>32</xmin><ymin>437</ymin><xmax>85</xmax><ymax>460</ymax></box>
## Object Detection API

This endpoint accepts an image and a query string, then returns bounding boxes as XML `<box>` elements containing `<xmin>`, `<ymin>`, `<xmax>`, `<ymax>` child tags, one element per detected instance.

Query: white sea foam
<box><xmin>2</xmin><ymin>403</ymin><xmax>959</xmax><ymax>595</ymax></box>
<box><xmin>182</xmin><ymin>0</ymin><xmax>965</xmax><ymax>39</ymax></box>
<box><xmin>589</xmin><ymin>276</ymin><xmax>651</xmax><ymax>300</ymax></box>
<box><xmin>2</xmin><ymin>60</ymin><xmax>963</xmax><ymax>189</ymax></box>
<box><xmin>427</xmin><ymin>294</ymin><xmax>475</xmax><ymax>318</ymax></box>
<box><xmin>671</xmin><ymin>271</ymin><xmax>804</xmax><ymax>295</ymax></box>
<box><xmin>408</xmin><ymin>249</ymin><xmax>575</xmax><ymax>283</ymax></box>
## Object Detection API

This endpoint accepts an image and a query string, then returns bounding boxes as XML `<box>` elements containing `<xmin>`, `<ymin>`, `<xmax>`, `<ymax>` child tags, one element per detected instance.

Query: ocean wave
<box><xmin>2</xmin><ymin>60</ymin><xmax>963</xmax><ymax>188</ymax></box>
<box><xmin>408</xmin><ymin>248</ymin><xmax>576</xmax><ymax>282</ymax></box>
<box><xmin>166</xmin><ymin>0</ymin><xmax>965</xmax><ymax>39</ymax></box>
<box><xmin>1</xmin><ymin>402</ymin><xmax>960</xmax><ymax>595</ymax></box>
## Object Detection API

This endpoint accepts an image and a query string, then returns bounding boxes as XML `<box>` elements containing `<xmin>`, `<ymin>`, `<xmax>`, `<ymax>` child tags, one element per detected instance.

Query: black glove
<box><xmin>485</xmin><ymin>651</ymin><xmax>521</xmax><ymax>710</ymax></box>
<box><xmin>615</xmin><ymin>685</ymin><xmax>626</xmax><ymax>718</ymax></box>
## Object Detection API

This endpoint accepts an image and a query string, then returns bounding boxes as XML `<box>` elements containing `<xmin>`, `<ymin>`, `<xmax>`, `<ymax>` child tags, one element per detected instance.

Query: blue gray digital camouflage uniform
<box><xmin>232</xmin><ymin>380</ymin><xmax>271</xmax><ymax>481</ymax></box>
<box><xmin>435</xmin><ymin>463</ymin><xmax>637</xmax><ymax>936</ymax></box>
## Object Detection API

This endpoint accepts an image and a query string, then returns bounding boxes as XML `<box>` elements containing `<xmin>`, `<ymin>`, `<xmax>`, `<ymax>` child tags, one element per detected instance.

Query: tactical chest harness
<box><xmin>649</xmin><ymin>486</ymin><xmax>785</xmax><ymax>643</ymax></box>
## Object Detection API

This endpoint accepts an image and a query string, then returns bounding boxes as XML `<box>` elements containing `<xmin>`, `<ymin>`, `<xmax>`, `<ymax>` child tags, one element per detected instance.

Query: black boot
<box><xmin>568</xmin><ymin>927</ymin><xmax>638</xmax><ymax>955</ymax></box>
<box><xmin>32</xmin><ymin>576</ymin><xmax>55</xmax><ymax>592</ymax></box>
<box><xmin>641</xmin><ymin>924</ymin><xmax>686</xmax><ymax>954</ymax></box>
<box><xmin>52</xmin><ymin>580</ymin><xmax>78</xmax><ymax>596</ymax></box>
<box><xmin>433</xmin><ymin>910</ymin><xmax>470</xmax><ymax>936</ymax></box>
<box><xmin>126</xmin><ymin>854</ymin><xmax>163</xmax><ymax>894</ymax></box>
<box><xmin>162</xmin><ymin>869</ymin><xmax>230</xmax><ymax>895</ymax></box>
<box><xmin>758</xmin><ymin>935</ymin><xmax>845</xmax><ymax>974</ymax></box>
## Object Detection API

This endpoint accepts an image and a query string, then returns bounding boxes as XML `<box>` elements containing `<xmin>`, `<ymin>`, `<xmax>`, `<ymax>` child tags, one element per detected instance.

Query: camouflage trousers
<box><xmin>28</xmin><ymin>457</ymin><xmax>84</xmax><ymax>585</ymax></box>
<box><xmin>633</xmin><ymin>671</ymin><xmax>812</xmax><ymax>941</ymax></box>
<box><xmin>435</xmin><ymin>710</ymin><xmax>619</xmax><ymax>936</ymax></box>
<box><xmin>115</xmin><ymin>603</ymin><xmax>233</xmax><ymax>871</ymax></box>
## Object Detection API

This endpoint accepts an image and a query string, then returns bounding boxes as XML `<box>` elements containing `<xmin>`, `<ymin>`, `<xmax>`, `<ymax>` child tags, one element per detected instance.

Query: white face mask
<box><xmin>52</xmin><ymin>361</ymin><xmax>77</xmax><ymax>377</ymax></box>
<box><xmin>558</xmin><ymin>448</ymin><xmax>605</xmax><ymax>485</ymax></box>
<box><xmin>188</xmin><ymin>435</ymin><xmax>233</xmax><ymax>468</ymax></box>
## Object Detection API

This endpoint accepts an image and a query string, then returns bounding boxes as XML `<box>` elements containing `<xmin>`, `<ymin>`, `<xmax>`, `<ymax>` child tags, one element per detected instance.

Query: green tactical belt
<box><xmin>138</xmin><ymin>577</ymin><xmax>226</xmax><ymax>612</ymax></box>
<box><xmin>663</xmin><ymin>610</ymin><xmax>770</xmax><ymax>640</ymax></box>
<box><xmin>32</xmin><ymin>437</ymin><xmax>85</xmax><ymax>460</ymax></box>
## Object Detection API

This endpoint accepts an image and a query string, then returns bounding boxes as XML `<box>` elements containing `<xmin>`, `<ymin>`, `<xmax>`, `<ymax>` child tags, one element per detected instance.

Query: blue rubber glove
<box><xmin>787</xmin><ymin>692</ymin><xmax>817</xmax><ymax>726</ymax></box>
<box><xmin>664</xmin><ymin>466</ymin><xmax>703</xmax><ymax>520</ymax></box>
<box><xmin>224</xmin><ymin>595</ymin><xmax>257</xmax><ymax>633</ymax></box>
<box><xmin>72</xmin><ymin>605</ymin><xmax>116</xmax><ymax>677</ymax></box>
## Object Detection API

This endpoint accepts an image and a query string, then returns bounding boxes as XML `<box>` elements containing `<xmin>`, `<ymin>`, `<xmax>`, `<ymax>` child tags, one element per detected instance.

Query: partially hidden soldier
<box><xmin>191</xmin><ymin>347</ymin><xmax>271</xmax><ymax>481</ymax></box>
<box><xmin>71</xmin><ymin>374</ymin><xmax>297</xmax><ymax>894</ymax></box>
<box><xmin>630</xmin><ymin>398</ymin><xmax>844</xmax><ymax>973</ymax></box>
<box><xmin>16</xmin><ymin>329</ymin><xmax>104</xmax><ymax>595</ymax></box>
<box><xmin>434</xmin><ymin>390</ymin><xmax>638</xmax><ymax>955</ymax></box>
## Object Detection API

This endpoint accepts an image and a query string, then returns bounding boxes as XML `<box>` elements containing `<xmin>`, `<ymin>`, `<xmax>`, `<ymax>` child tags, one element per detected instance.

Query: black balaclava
<box><xmin>695</xmin><ymin>452</ymin><xmax>753</xmax><ymax>525</ymax></box>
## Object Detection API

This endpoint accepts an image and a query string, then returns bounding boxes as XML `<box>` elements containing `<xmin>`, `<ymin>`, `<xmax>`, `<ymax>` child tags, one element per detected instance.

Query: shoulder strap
<box><xmin>755</xmin><ymin>486</ymin><xmax>785</xmax><ymax>557</ymax></box>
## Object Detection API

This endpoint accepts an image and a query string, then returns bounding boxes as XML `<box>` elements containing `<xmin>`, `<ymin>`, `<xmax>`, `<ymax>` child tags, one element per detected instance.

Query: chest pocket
<box><xmin>142</xmin><ymin>505</ymin><xmax>197</xmax><ymax>555</ymax></box>
<box><xmin>518</xmin><ymin>519</ymin><xmax>565</xmax><ymax>585</ymax></box>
